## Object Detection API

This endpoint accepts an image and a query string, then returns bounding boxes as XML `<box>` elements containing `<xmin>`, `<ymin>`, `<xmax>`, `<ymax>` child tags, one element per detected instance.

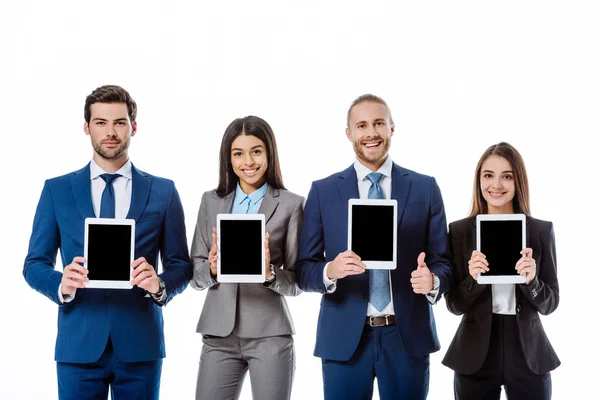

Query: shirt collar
<box><xmin>353</xmin><ymin>156</ymin><xmax>393</xmax><ymax>182</ymax></box>
<box><xmin>235</xmin><ymin>182</ymin><xmax>268</xmax><ymax>206</ymax></box>
<box><xmin>90</xmin><ymin>159</ymin><xmax>133</xmax><ymax>181</ymax></box>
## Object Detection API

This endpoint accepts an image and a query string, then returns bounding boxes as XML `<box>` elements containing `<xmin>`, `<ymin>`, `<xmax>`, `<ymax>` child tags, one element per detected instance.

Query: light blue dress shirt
<box><xmin>231</xmin><ymin>182</ymin><xmax>268</xmax><ymax>214</ymax></box>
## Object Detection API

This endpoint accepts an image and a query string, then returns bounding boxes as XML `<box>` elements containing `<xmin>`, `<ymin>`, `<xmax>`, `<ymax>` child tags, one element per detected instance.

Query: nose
<box><xmin>244</xmin><ymin>153</ymin><xmax>255</xmax><ymax>165</ymax></box>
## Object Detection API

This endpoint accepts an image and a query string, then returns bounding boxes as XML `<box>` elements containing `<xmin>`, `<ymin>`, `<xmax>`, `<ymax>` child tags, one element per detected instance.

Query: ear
<box><xmin>390</xmin><ymin>123</ymin><xmax>395</xmax><ymax>137</ymax></box>
<box><xmin>346</xmin><ymin>127</ymin><xmax>352</xmax><ymax>142</ymax></box>
<box><xmin>84</xmin><ymin>122</ymin><xmax>90</xmax><ymax>136</ymax></box>
<box><xmin>131</xmin><ymin>121</ymin><xmax>137</xmax><ymax>137</ymax></box>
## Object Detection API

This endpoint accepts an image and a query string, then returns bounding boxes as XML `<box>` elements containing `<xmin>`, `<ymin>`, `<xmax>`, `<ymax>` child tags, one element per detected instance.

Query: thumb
<box><xmin>417</xmin><ymin>252</ymin><xmax>426</xmax><ymax>268</ymax></box>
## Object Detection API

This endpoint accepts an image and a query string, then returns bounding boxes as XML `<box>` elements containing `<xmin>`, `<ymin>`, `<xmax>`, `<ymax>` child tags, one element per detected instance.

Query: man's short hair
<box><xmin>84</xmin><ymin>85</ymin><xmax>137</xmax><ymax>123</ymax></box>
<box><xmin>346</xmin><ymin>94</ymin><xmax>394</xmax><ymax>128</ymax></box>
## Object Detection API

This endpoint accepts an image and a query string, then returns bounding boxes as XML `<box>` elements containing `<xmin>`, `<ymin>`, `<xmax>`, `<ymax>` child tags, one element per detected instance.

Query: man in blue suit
<box><xmin>23</xmin><ymin>85</ymin><xmax>192</xmax><ymax>400</ymax></box>
<box><xmin>297</xmin><ymin>94</ymin><xmax>453</xmax><ymax>399</ymax></box>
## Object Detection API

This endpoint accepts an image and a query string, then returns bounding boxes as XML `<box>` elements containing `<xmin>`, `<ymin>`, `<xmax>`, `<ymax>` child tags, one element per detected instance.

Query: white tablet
<box><xmin>476</xmin><ymin>214</ymin><xmax>526</xmax><ymax>284</ymax></box>
<box><xmin>84</xmin><ymin>218</ymin><xmax>135</xmax><ymax>289</ymax></box>
<box><xmin>217</xmin><ymin>214</ymin><xmax>266</xmax><ymax>283</ymax></box>
<box><xmin>348</xmin><ymin>199</ymin><xmax>397</xmax><ymax>269</ymax></box>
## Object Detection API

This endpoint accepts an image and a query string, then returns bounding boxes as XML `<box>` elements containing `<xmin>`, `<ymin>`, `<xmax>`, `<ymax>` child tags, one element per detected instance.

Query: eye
<box><xmin>252</xmin><ymin>149</ymin><xmax>263</xmax><ymax>155</ymax></box>
<box><xmin>503</xmin><ymin>174</ymin><xmax>513</xmax><ymax>180</ymax></box>
<box><xmin>482</xmin><ymin>173</ymin><xmax>493</xmax><ymax>179</ymax></box>
<box><xmin>117</xmin><ymin>121</ymin><xmax>126</xmax><ymax>126</ymax></box>
<box><xmin>232</xmin><ymin>151</ymin><xmax>242</xmax><ymax>157</ymax></box>
<box><xmin>376</xmin><ymin>121</ymin><xmax>385</xmax><ymax>126</ymax></box>
<box><xmin>357</xmin><ymin>123</ymin><xmax>366</xmax><ymax>129</ymax></box>
<box><xmin>95</xmin><ymin>121</ymin><xmax>105</xmax><ymax>126</ymax></box>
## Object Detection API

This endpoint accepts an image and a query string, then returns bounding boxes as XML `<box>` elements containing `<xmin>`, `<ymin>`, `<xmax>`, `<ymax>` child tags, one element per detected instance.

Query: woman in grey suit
<box><xmin>190</xmin><ymin>116</ymin><xmax>304</xmax><ymax>400</ymax></box>
<box><xmin>443</xmin><ymin>142</ymin><xmax>560</xmax><ymax>400</ymax></box>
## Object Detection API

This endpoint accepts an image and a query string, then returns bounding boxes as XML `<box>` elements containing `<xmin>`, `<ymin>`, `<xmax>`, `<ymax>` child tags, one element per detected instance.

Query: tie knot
<box><xmin>366</xmin><ymin>172</ymin><xmax>383</xmax><ymax>184</ymax></box>
<box><xmin>100</xmin><ymin>173</ymin><xmax>121</xmax><ymax>185</ymax></box>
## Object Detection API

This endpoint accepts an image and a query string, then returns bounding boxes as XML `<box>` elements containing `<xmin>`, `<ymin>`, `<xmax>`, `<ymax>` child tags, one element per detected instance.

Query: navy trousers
<box><xmin>57</xmin><ymin>338</ymin><xmax>162</xmax><ymax>400</ymax></box>
<box><xmin>322</xmin><ymin>324</ymin><xmax>430</xmax><ymax>400</ymax></box>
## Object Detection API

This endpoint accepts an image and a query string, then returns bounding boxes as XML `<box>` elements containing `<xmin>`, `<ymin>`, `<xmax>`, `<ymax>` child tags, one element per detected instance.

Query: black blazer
<box><xmin>442</xmin><ymin>216</ymin><xmax>560</xmax><ymax>375</ymax></box>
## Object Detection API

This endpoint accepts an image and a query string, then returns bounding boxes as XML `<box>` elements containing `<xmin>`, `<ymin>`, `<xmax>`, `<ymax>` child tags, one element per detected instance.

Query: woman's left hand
<box><xmin>264</xmin><ymin>232</ymin><xmax>272</xmax><ymax>279</ymax></box>
<box><xmin>516</xmin><ymin>247</ymin><xmax>536</xmax><ymax>285</ymax></box>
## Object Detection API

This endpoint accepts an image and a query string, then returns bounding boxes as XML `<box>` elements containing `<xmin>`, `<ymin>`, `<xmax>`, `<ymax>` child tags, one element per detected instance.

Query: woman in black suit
<box><xmin>443</xmin><ymin>142</ymin><xmax>560</xmax><ymax>400</ymax></box>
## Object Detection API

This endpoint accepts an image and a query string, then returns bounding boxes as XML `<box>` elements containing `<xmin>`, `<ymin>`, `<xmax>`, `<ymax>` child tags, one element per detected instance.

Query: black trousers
<box><xmin>454</xmin><ymin>314</ymin><xmax>552</xmax><ymax>400</ymax></box>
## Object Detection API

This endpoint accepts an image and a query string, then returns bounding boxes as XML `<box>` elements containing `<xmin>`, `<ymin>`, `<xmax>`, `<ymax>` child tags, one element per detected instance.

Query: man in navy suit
<box><xmin>23</xmin><ymin>85</ymin><xmax>192</xmax><ymax>400</ymax></box>
<box><xmin>297</xmin><ymin>94</ymin><xmax>453</xmax><ymax>399</ymax></box>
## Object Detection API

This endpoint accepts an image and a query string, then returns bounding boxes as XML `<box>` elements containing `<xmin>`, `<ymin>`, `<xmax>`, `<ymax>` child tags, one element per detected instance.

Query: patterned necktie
<box><xmin>100</xmin><ymin>174</ymin><xmax>121</xmax><ymax>218</ymax></box>
<box><xmin>366</xmin><ymin>172</ymin><xmax>391</xmax><ymax>311</ymax></box>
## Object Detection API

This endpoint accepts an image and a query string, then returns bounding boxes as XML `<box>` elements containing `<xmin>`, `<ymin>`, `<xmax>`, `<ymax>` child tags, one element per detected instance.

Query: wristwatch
<box><xmin>265</xmin><ymin>264</ymin><xmax>276</xmax><ymax>284</ymax></box>
<box><xmin>431</xmin><ymin>273</ymin><xmax>440</xmax><ymax>291</ymax></box>
<box><xmin>151</xmin><ymin>278</ymin><xmax>166</xmax><ymax>297</ymax></box>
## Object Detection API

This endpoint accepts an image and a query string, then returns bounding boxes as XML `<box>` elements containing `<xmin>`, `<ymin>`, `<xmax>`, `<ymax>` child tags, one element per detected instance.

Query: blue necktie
<box><xmin>366</xmin><ymin>172</ymin><xmax>391</xmax><ymax>312</ymax></box>
<box><xmin>100</xmin><ymin>174</ymin><xmax>121</xmax><ymax>218</ymax></box>
<box><xmin>242</xmin><ymin>196</ymin><xmax>251</xmax><ymax>214</ymax></box>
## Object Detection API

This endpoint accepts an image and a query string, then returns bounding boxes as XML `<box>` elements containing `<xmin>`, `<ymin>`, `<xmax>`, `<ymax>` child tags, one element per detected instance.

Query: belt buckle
<box><xmin>369</xmin><ymin>315</ymin><xmax>388</xmax><ymax>327</ymax></box>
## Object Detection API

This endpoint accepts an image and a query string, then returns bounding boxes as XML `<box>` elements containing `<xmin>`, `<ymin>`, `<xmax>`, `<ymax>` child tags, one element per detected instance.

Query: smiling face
<box><xmin>84</xmin><ymin>102</ymin><xmax>136</xmax><ymax>169</ymax></box>
<box><xmin>230</xmin><ymin>134</ymin><xmax>268</xmax><ymax>194</ymax></box>
<box><xmin>346</xmin><ymin>101</ymin><xmax>394</xmax><ymax>171</ymax></box>
<box><xmin>480</xmin><ymin>155</ymin><xmax>516</xmax><ymax>214</ymax></box>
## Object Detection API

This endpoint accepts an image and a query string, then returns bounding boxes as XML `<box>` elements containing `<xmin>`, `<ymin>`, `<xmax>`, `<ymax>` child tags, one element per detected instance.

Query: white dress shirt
<box><xmin>58</xmin><ymin>160</ymin><xmax>133</xmax><ymax>303</ymax></box>
<box><xmin>492</xmin><ymin>284</ymin><xmax>516</xmax><ymax>315</ymax></box>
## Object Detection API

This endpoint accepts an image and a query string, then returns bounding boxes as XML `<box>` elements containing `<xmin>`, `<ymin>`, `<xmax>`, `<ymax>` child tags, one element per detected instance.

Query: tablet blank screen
<box><xmin>220</xmin><ymin>220</ymin><xmax>262</xmax><ymax>275</ymax></box>
<box><xmin>87</xmin><ymin>224</ymin><xmax>132</xmax><ymax>281</ymax></box>
<box><xmin>480</xmin><ymin>220</ymin><xmax>523</xmax><ymax>276</ymax></box>
<box><xmin>351</xmin><ymin>205</ymin><xmax>394</xmax><ymax>261</ymax></box>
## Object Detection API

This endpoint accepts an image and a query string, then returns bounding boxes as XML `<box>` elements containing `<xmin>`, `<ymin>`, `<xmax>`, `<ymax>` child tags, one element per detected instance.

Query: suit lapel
<box><xmin>126</xmin><ymin>164</ymin><xmax>152</xmax><ymax>221</ymax></box>
<box><xmin>390</xmin><ymin>163</ymin><xmax>412</xmax><ymax>224</ymax></box>
<box><xmin>217</xmin><ymin>190</ymin><xmax>235</xmax><ymax>215</ymax></box>
<box><xmin>258</xmin><ymin>186</ymin><xmax>279</xmax><ymax>224</ymax></box>
<box><xmin>71</xmin><ymin>163</ymin><xmax>95</xmax><ymax>219</ymax></box>
<box><xmin>337</xmin><ymin>165</ymin><xmax>359</xmax><ymax>209</ymax></box>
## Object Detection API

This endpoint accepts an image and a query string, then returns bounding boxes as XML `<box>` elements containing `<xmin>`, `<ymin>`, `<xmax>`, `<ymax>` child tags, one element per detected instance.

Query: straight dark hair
<box><xmin>469</xmin><ymin>142</ymin><xmax>531</xmax><ymax>218</ymax></box>
<box><xmin>216</xmin><ymin>116</ymin><xmax>285</xmax><ymax>197</ymax></box>
<box><xmin>84</xmin><ymin>85</ymin><xmax>137</xmax><ymax>123</ymax></box>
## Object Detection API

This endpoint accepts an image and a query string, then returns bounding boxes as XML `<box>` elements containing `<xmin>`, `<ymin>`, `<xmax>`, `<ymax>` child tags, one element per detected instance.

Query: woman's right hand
<box><xmin>209</xmin><ymin>227</ymin><xmax>218</xmax><ymax>277</ymax></box>
<box><xmin>467</xmin><ymin>250</ymin><xmax>489</xmax><ymax>281</ymax></box>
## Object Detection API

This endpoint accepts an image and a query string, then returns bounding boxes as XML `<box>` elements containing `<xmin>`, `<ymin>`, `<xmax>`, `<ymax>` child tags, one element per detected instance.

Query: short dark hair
<box><xmin>469</xmin><ymin>142</ymin><xmax>531</xmax><ymax>217</ymax></box>
<box><xmin>347</xmin><ymin>94</ymin><xmax>394</xmax><ymax>128</ymax></box>
<box><xmin>216</xmin><ymin>116</ymin><xmax>285</xmax><ymax>197</ymax></box>
<box><xmin>84</xmin><ymin>85</ymin><xmax>137</xmax><ymax>123</ymax></box>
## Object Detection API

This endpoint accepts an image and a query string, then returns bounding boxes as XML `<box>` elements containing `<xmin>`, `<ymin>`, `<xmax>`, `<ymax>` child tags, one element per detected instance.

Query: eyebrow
<box><xmin>482</xmin><ymin>169</ymin><xmax>513</xmax><ymax>173</ymax></box>
<box><xmin>91</xmin><ymin>117</ymin><xmax>128</xmax><ymax>122</ymax></box>
<box><xmin>231</xmin><ymin>145</ymin><xmax>265</xmax><ymax>152</ymax></box>
<box><xmin>355</xmin><ymin>118</ymin><xmax>386</xmax><ymax>125</ymax></box>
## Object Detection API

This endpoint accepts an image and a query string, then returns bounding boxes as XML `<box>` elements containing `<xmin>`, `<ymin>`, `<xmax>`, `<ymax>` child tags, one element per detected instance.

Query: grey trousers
<box><xmin>195</xmin><ymin>333</ymin><xmax>295</xmax><ymax>400</ymax></box>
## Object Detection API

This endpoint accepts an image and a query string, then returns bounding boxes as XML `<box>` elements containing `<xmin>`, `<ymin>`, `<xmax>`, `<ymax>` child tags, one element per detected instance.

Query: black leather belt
<box><xmin>365</xmin><ymin>315</ymin><xmax>396</xmax><ymax>327</ymax></box>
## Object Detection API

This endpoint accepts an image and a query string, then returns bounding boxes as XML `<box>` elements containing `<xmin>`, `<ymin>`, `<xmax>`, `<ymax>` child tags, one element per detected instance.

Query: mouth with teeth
<box><xmin>241</xmin><ymin>167</ymin><xmax>260</xmax><ymax>177</ymax></box>
<box><xmin>488</xmin><ymin>191</ymin><xmax>507</xmax><ymax>198</ymax></box>
<box><xmin>362</xmin><ymin>140</ymin><xmax>382</xmax><ymax>150</ymax></box>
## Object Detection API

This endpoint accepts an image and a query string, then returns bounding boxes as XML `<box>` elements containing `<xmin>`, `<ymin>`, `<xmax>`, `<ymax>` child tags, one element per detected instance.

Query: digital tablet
<box><xmin>348</xmin><ymin>199</ymin><xmax>397</xmax><ymax>269</ymax></box>
<box><xmin>84</xmin><ymin>218</ymin><xmax>135</xmax><ymax>289</ymax></box>
<box><xmin>217</xmin><ymin>214</ymin><xmax>265</xmax><ymax>283</ymax></box>
<box><xmin>476</xmin><ymin>214</ymin><xmax>526</xmax><ymax>284</ymax></box>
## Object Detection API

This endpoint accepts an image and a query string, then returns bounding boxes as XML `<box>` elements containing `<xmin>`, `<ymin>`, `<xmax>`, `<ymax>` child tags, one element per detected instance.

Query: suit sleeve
<box><xmin>265</xmin><ymin>197</ymin><xmax>304</xmax><ymax>296</ymax></box>
<box><xmin>158</xmin><ymin>181</ymin><xmax>192</xmax><ymax>305</ymax></box>
<box><xmin>518</xmin><ymin>221</ymin><xmax>559</xmax><ymax>315</ymax></box>
<box><xmin>23</xmin><ymin>181</ymin><xmax>63</xmax><ymax>305</ymax></box>
<box><xmin>444</xmin><ymin>222</ymin><xmax>487</xmax><ymax>315</ymax></box>
<box><xmin>190</xmin><ymin>192</ymin><xmax>219</xmax><ymax>290</ymax></box>
<box><xmin>296</xmin><ymin>182</ymin><xmax>329</xmax><ymax>293</ymax></box>
<box><xmin>425</xmin><ymin>178</ymin><xmax>453</xmax><ymax>303</ymax></box>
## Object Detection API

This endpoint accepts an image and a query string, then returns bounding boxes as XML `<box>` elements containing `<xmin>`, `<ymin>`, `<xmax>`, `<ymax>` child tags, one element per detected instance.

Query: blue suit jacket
<box><xmin>297</xmin><ymin>163</ymin><xmax>453</xmax><ymax>361</ymax></box>
<box><xmin>23</xmin><ymin>163</ymin><xmax>192</xmax><ymax>363</ymax></box>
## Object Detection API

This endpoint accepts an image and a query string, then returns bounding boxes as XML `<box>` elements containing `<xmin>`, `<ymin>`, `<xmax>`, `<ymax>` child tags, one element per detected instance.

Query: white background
<box><xmin>1</xmin><ymin>1</ymin><xmax>599</xmax><ymax>399</ymax></box>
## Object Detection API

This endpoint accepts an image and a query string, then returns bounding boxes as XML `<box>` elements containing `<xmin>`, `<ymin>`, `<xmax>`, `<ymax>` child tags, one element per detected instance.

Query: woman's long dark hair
<box><xmin>216</xmin><ymin>116</ymin><xmax>285</xmax><ymax>197</ymax></box>
<box><xmin>468</xmin><ymin>142</ymin><xmax>531</xmax><ymax>217</ymax></box>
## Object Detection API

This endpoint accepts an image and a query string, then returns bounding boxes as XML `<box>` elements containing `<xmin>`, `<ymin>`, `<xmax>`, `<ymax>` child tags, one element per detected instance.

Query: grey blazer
<box><xmin>191</xmin><ymin>186</ymin><xmax>304</xmax><ymax>338</ymax></box>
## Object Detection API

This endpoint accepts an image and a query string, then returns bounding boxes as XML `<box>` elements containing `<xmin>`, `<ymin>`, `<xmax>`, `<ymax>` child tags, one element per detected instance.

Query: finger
<box><xmin>132</xmin><ymin>262</ymin><xmax>150</xmax><ymax>278</ymax></box>
<box><xmin>136</xmin><ymin>276</ymin><xmax>157</xmax><ymax>291</ymax></box>
<box><xmin>471</xmin><ymin>261</ymin><xmax>489</xmax><ymax>272</ymax></box>
<box><xmin>340</xmin><ymin>250</ymin><xmax>361</xmax><ymax>260</ymax></box>
<box><xmin>71</xmin><ymin>256</ymin><xmax>86</xmax><ymax>265</ymax></box>
<box><xmin>417</xmin><ymin>252</ymin><xmax>426</xmax><ymax>268</ymax></box>
<box><xmin>521</xmin><ymin>248</ymin><xmax>533</xmax><ymax>258</ymax></box>
<box><xmin>343</xmin><ymin>269</ymin><xmax>366</xmax><ymax>277</ymax></box>
<box><xmin>66</xmin><ymin>264</ymin><xmax>88</xmax><ymax>275</ymax></box>
<box><xmin>132</xmin><ymin>271</ymin><xmax>154</xmax><ymax>286</ymax></box>
<box><xmin>64</xmin><ymin>271</ymin><xmax>87</xmax><ymax>284</ymax></box>
<box><xmin>131</xmin><ymin>257</ymin><xmax>147</xmax><ymax>269</ymax></box>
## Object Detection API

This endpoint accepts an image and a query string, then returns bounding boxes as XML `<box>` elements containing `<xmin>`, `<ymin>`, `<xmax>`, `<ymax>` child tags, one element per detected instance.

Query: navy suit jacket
<box><xmin>296</xmin><ymin>163</ymin><xmax>453</xmax><ymax>361</ymax></box>
<box><xmin>23</xmin><ymin>163</ymin><xmax>192</xmax><ymax>363</ymax></box>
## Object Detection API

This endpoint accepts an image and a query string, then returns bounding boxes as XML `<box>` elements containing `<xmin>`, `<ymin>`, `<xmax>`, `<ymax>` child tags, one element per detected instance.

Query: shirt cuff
<box><xmin>425</xmin><ymin>288</ymin><xmax>439</xmax><ymax>304</ymax></box>
<box><xmin>58</xmin><ymin>284</ymin><xmax>75</xmax><ymax>304</ymax></box>
<box><xmin>151</xmin><ymin>289</ymin><xmax>167</xmax><ymax>306</ymax></box>
<box><xmin>323</xmin><ymin>263</ymin><xmax>337</xmax><ymax>293</ymax></box>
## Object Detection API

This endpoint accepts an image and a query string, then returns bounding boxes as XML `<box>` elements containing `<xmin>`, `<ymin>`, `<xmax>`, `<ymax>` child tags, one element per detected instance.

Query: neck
<box><xmin>487</xmin><ymin>203</ymin><xmax>514</xmax><ymax>215</ymax></box>
<box><xmin>93</xmin><ymin>153</ymin><xmax>128</xmax><ymax>174</ymax></box>
<box><xmin>359</xmin><ymin>155</ymin><xmax>387</xmax><ymax>173</ymax></box>
<box><xmin>239</xmin><ymin>179</ymin><xmax>265</xmax><ymax>195</ymax></box>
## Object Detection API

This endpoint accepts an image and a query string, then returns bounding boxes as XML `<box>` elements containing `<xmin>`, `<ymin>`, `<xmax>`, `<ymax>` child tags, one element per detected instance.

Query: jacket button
<box><xmin>361</xmin><ymin>295</ymin><xmax>367</xmax><ymax>301</ymax></box>
<box><xmin>516</xmin><ymin>305</ymin><xmax>521</xmax><ymax>313</ymax></box>
<box><xmin>317</xmin><ymin>288</ymin><xmax>323</xmax><ymax>293</ymax></box>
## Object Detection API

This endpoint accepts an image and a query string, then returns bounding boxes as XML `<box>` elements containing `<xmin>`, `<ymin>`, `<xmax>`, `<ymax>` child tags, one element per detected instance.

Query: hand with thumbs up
<box><xmin>410</xmin><ymin>252</ymin><xmax>434</xmax><ymax>294</ymax></box>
